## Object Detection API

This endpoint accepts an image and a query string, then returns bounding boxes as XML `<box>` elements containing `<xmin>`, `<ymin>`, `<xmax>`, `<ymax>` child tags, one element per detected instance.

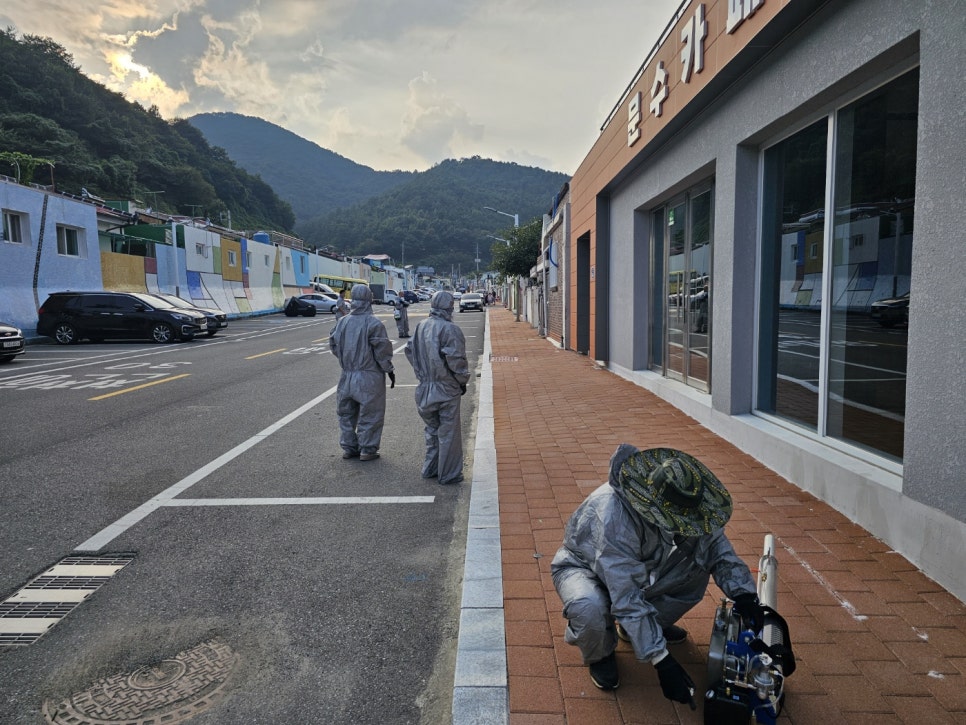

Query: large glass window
<box><xmin>759</xmin><ymin>69</ymin><xmax>918</xmax><ymax>462</ymax></box>
<box><xmin>759</xmin><ymin>119</ymin><xmax>828</xmax><ymax>430</ymax></box>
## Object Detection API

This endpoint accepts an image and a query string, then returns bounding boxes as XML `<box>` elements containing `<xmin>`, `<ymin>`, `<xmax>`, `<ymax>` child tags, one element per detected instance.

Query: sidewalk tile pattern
<box><xmin>486</xmin><ymin>308</ymin><xmax>966</xmax><ymax>725</ymax></box>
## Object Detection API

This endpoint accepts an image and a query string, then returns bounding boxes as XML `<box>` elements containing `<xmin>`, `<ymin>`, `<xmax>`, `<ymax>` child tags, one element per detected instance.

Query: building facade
<box><xmin>566</xmin><ymin>0</ymin><xmax>966</xmax><ymax>599</ymax></box>
<box><xmin>0</xmin><ymin>179</ymin><xmax>416</xmax><ymax>334</ymax></box>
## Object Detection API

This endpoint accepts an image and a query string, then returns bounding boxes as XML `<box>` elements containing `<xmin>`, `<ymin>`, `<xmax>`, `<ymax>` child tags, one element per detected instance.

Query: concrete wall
<box><xmin>0</xmin><ymin>180</ymin><xmax>394</xmax><ymax>333</ymax></box>
<box><xmin>1</xmin><ymin>182</ymin><xmax>103</xmax><ymax>324</ymax></box>
<box><xmin>597</xmin><ymin>0</ymin><xmax>966</xmax><ymax>600</ymax></box>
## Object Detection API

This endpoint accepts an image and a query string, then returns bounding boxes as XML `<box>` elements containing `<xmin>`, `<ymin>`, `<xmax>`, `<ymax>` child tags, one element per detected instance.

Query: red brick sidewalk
<box><xmin>487</xmin><ymin>307</ymin><xmax>966</xmax><ymax>724</ymax></box>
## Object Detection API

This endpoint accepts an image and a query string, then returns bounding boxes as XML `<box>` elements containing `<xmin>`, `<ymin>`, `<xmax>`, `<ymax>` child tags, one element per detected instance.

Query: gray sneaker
<box><xmin>359</xmin><ymin>452</ymin><xmax>380</xmax><ymax>461</ymax></box>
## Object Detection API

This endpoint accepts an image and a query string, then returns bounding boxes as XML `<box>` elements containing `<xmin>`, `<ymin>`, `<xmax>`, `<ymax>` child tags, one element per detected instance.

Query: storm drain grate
<box><xmin>489</xmin><ymin>355</ymin><xmax>519</xmax><ymax>362</ymax></box>
<box><xmin>0</xmin><ymin>553</ymin><xmax>134</xmax><ymax>646</ymax></box>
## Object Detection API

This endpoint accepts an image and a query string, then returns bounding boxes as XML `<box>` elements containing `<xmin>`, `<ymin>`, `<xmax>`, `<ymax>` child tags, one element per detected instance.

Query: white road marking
<box><xmin>74</xmin><ymin>384</ymin><xmax>341</xmax><ymax>552</ymax></box>
<box><xmin>164</xmin><ymin>497</ymin><xmax>434</xmax><ymax>506</ymax></box>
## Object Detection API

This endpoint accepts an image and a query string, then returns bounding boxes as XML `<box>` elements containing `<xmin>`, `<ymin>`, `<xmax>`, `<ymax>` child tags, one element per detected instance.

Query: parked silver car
<box><xmin>298</xmin><ymin>293</ymin><xmax>340</xmax><ymax>313</ymax></box>
<box><xmin>0</xmin><ymin>321</ymin><xmax>25</xmax><ymax>362</ymax></box>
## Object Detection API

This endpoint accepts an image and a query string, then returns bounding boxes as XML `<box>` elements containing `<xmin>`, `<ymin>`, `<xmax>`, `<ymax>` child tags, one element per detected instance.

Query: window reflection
<box><xmin>759</xmin><ymin>70</ymin><xmax>918</xmax><ymax>462</ymax></box>
<box><xmin>827</xmin><ymin>70</ymin><xmax>918</xmax><ymax>460</ymax></box>
<box><xmin>759</xmin><ymin>119</ymin><xmax>828</xmax><ymax>430</ymax></box>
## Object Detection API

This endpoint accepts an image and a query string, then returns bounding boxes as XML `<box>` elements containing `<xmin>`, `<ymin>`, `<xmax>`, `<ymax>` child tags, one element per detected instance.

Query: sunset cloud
<box><xmin>1</xmin><ymin>0</ymin><xmax>682</xmax><ymax>173</ymax></box>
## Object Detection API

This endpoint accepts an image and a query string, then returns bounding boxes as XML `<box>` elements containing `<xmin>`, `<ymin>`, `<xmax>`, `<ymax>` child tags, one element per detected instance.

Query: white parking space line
<box><xmin>164</xmin><ymin>497</ymin><xmax>434</xmax><ymax>506</ymax></box>
<box><xmin>74</xmin><ymin>384</ymin><xmax>341</xmax><ymax>552</ymax></box>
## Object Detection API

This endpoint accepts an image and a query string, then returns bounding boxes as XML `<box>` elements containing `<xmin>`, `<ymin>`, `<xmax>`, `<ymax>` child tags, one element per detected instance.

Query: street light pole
<box><xmin>484</xmin><ymin>207</ymin><xmax>520</xmax><ymax>318</ymax></box>
<box><xmin>484</xmin><ymin>206</ymin><xmax>519</xmax><ymax>228</ymax></box>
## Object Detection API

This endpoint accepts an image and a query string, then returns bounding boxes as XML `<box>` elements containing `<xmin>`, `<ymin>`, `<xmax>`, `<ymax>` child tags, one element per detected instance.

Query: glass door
<box><xmin>665</xmin><ymin>196</ymin><xmax>687</xmax><ymax>382</ymax></box>
<box><xmin>656</xmin><ymin>184</ymin><xmax>713</xmax><ymax>391</ymax></box>
<box><xmin>686</xmin><ymin>188</ymin><xmax>712</xmax><ymax>390</ymax></box>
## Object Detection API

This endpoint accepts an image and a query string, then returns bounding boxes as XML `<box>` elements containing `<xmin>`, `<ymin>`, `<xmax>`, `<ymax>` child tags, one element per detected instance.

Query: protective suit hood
<box><xmin>350</xmin><ymin>284</ymin><xmax>373</xmax><ymax>313</ymax></box>
<box><xmin>430</xmin><ymin>291</ymin><xmax>455</xmax><ymax>321</ymax></box>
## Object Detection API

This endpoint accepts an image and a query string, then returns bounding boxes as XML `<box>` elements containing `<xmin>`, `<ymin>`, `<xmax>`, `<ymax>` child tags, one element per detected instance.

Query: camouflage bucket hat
<box><xmin>618</xmin><ymin>448</ymin><xmax>733</xmax><ymax>536</ymax></box>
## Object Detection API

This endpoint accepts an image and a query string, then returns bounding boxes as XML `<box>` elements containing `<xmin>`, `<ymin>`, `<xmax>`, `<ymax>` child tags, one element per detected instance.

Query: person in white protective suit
<box><xmin>329</xmin><ymin>284</ymin><xmax>396</xmax><ymax>461</ymax></box>
<box><xmin>551</xmin><ymin>444</ymin><xmax>765</xmax><ymax>704</ymax></box>
<box><xmin>404</xmin><ymin>291</ymin><xmax>470</xmax><ymax>485</ymax></box>
<box><xmin>392</xmin><ymin>296</ymin><xmax>410</xmax><ymax>338</ymax></box>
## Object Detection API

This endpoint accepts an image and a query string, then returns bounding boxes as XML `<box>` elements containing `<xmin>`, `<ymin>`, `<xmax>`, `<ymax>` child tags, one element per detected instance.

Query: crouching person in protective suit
<box><xmin>551</xmin><ymin>444</ymin><xmax>764</xmax><ymax>704</ymax></box>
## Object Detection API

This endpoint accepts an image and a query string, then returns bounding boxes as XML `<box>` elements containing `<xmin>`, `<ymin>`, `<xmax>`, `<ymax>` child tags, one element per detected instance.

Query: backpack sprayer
<box><xmin>704</xmin><ymin>535</ymin><xmax>797</xmax><ymax>725</ymax></box>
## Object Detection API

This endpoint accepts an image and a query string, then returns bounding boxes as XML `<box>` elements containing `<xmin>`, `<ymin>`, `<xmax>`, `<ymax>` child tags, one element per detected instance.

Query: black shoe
<box><xmin>342</xmin><ymin>450</ymin><xmax>359</xmax><ymax>459</ymax></box>
<box><xmin>588</xmin><ymin>651</ymin><xmax>619</xmax><ymax>690</ymax></box>
<box><xmin>615</xmin><ymin>621</ymin><xmax>631</xmax><ymax>643</ymax></box>
<box><xmin>663</xmin><ymin>624</ymin><xmax>689</xmax><ymax>644</ymax></box>
<box><xmin>359</xmin><ymin>452</ymin><xmax>380</xmax><ymax>461</ymax></box>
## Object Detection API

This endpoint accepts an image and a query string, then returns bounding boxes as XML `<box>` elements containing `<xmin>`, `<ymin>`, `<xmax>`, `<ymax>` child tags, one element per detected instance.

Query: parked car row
<box><xmin>35</xmin><ymin>290</ymin><xmax>227</xmax><ymax>345</ymax></box>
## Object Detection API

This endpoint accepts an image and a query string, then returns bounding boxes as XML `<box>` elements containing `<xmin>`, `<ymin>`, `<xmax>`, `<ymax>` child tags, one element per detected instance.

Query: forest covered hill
<box><xmin>0</xmin><ymin>30</ymin><xmax>295</xmax><ymax>232</ymax></box>
<box><xmin>297</xmin><ymin>156</ymin><xmax>568</xmax><ymax>273</ymax></box>
<box><xmin>188</xmin><ymin>112</ymin><xmax>415</xmax><ymax>225</ymax></box>
<box><xmin>190</xmin><ymin>114</ymin><xmax>569</xmax><ymax>272</ymax></box>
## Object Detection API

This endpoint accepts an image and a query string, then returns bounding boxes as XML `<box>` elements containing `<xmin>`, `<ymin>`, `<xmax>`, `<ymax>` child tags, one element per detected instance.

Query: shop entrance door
<box><xmin>656</xmin><ymin>184</ymin><xmax>712</xmax><ymax>391</ymax></box>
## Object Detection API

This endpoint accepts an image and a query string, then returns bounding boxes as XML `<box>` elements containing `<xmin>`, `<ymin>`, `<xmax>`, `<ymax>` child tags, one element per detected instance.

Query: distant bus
<box><xmin>312</xmin><ymin>274</ymin><xmax>367</xmax><ymax>297</ymax></box>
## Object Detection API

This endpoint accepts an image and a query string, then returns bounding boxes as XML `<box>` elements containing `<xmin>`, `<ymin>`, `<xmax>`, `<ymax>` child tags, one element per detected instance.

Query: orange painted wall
<box><xmin>567</xmin><ymin>0</ymin><xmax>792</xmax><ymax>359</ymax></box>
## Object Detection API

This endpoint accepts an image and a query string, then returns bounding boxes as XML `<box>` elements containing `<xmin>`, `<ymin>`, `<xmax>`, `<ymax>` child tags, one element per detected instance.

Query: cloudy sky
<box><xmin>3</xmin><ymin>0</ymin><xmax>683</xmax><ymax>174</ymax></box>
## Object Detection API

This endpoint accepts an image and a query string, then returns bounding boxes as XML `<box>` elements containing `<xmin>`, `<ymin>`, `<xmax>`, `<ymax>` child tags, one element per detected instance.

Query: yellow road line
<box><xmin>88</xmin><ymin>374</ymin><xmax>191</xmax><ymax>401</ymax></box>
<box><xmin>245</xmin><ymin>348</ymin><xmax>287</xmax><ymax>360</ymax></box>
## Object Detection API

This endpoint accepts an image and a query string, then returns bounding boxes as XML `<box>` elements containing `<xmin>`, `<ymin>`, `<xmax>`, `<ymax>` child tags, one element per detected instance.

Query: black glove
<box><xmin>654</xmin><ymin>653</ymin><xmax>696</xmax><ymax>709</ymax></box>
<box><xmin>388</xmin><ymin>371</ymin><xmax>396</xmax><ymax>389</ymax></box>
<box><xmin>459</xmin><ymin>383</ymin><xmax>467</xmax><ymax>395</ymax></box>
<box><xmin>733</xmin><ymin>592</ymin><xmax>765</xmax><ymax>632</ymax></box>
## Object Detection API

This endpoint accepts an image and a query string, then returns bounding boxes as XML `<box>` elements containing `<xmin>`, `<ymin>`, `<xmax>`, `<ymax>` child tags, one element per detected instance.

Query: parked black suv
<box><xmin>37</xmin><ymin>291</ymin><xmax>207</xmax><ymax>344</ymax></box>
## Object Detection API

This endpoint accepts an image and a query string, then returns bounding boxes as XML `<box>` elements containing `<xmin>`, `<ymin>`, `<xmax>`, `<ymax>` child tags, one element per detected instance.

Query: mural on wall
<box><xmin>0</xmin><ymin>179</ymin><xmax>418</xmax><ymax>334</ymax></box>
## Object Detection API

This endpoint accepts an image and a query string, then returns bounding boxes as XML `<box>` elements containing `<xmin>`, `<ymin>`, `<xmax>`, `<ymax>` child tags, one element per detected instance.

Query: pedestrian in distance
<box><xmin>404</xmin><ymin>290</ymin><xmax>470</xmax><ymax>485</ymax></box>
<box><xmin>392</xmin><ymin>296</ymin><xmax>410</xmax><ymax>338</ymax></box>
<box><xmin>329</xmin><ymin>284</ymin><xmax>396</xmax><ymax>461</ymax></box>
<box><xmin>333</xmin><ymin>292</ymin><xmax>350</xmax><ymax>321</ymax></box>
<box><xmin>551</xmin><ymin>444</ymin><xmax>765</xmax><ymax>704</ymax></box>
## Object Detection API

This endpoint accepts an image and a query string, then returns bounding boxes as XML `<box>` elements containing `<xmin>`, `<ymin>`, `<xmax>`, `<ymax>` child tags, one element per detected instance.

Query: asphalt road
<box><xmin>0</xmin><ymin>301</ymin><xmax>488</xmax><ymax>725</ymax></box>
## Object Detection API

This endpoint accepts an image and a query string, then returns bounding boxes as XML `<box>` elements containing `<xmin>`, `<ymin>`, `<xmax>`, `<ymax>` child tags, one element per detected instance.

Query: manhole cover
<box><xmin>42</xmin><ymin>639</ymin><xmax>238</xmax><ymax>724</ymax></box>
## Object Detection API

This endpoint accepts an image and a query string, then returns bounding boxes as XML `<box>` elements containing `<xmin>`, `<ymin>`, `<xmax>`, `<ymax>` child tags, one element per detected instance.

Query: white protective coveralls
<box><xmin>404</xmin><ymin>291</ymin><xmax>470</xmax><ymax>484</ymax></box>
<box><xmin>329</xmin><ymin>284</ymin><xmax>395</xmax><ymax>457</ymax></box>
<box><xmin>551</xmin><ymin>443</ymin><xmax>757</xmax><ymax>665</ymax></box>
<box><xmin>392</xmin><ymin>298</ymin><xmax>410</xmax><ymax>338</ymax></box>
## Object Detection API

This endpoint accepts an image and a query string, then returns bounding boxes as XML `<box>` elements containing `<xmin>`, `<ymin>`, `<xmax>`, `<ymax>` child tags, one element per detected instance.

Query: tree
<box><xmin>490</xmin><ymin>219</ymin><xmax>541</xmax><ymax>321</ymax></box>
<box><xmin>0</xmin><ymin>150</ymin><xmax>54</xmax><ymax>184</ymax></box>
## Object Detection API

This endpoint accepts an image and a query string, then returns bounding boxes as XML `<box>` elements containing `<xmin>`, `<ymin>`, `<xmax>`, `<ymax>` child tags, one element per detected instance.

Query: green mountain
<box><xmin>188</xmin><ymin>112</ymin><xmax>415</xmax><ymax>225</ymax></box>
<box><xmin>297</xmin><ymin>156</ymin><xmax>568</xmax><ymax>273</ymax></box>
<box><xmin>189</xmin><ymin>113</ymin><xmax>569</xmax><ymax>273</ymax></box>
<box><xmin>0</xmin><ymin>30</ymin><xmax>294</xmax><ymax>231</ymax></box>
